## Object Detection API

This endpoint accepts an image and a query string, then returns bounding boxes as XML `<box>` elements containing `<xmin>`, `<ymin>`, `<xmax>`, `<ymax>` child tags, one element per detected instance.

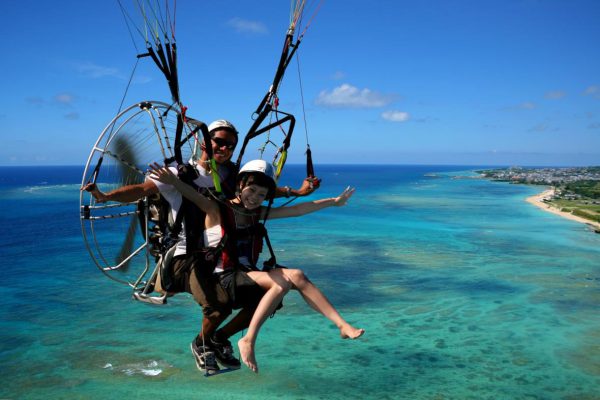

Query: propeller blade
<box><xmin>110</xmin><ymin>135</ymin><xmax>143</xmax><ymax>270</ymax></box>
<box><xmin>116</xmin><ymin>215</ymin><xmax>138</xmax><ymax>271</ymax></box>
<box><xmin>113</xmin><ymin>136</ymin><xmax>141</xmax><ymax>186</ymax></box>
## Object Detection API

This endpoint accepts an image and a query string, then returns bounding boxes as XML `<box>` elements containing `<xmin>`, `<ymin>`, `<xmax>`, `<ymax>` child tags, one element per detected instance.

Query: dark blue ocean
<box><xmin>1</xmin><ymin>165</ymin><xmax>599</xmax><ymax>399</ymax></box>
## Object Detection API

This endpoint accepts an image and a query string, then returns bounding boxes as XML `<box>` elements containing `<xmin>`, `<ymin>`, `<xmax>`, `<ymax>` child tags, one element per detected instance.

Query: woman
<box><xmin>149</xmin><ymin>160</ymin><xmax>364</xmax><ymax>373</ymax></box>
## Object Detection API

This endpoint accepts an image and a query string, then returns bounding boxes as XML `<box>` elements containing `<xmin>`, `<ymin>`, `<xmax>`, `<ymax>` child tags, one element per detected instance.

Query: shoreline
<box><xmin>525</xmin><ymin>188</ymin><xmax>600</xmax><ymax>231</ymax></box>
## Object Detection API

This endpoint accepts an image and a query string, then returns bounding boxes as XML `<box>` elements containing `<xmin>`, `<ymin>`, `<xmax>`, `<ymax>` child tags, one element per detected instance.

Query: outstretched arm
<box><xmin>267</xmin><ymin>186</ymin><xmax>355</xmax><ymax>219</ymax></box>
<box><xmin>81</xmin><ymin>180</ymin><xmax>158</xmax><ymax>203</ymax></box>
<box><xmin>148</xmin><ymin>163</ymin><xmax>218</xmax><ymax>216</ymax></box>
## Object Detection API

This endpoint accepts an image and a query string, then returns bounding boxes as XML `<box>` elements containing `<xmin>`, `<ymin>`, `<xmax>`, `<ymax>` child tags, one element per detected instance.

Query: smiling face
<box><xmin>210</xmin><ymin>129</ymin><xmax>237</xmax><ymax>164</ymax></box>
<box><xmin>240</xmin><ymin>183</ymin><xmax>270</xmax><ymax>210</ymax></box>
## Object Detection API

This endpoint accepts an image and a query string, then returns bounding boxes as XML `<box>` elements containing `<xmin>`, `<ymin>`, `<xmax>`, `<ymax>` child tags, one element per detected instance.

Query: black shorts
<box><xmin>218</xmin><ymin>268</ymin><xmax>265</xmax><ymax>310</ymax></box>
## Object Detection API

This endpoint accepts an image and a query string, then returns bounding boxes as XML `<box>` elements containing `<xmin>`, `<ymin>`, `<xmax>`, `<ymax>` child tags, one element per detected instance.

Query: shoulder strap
<box><xmin>260</xmin><ymin>224</ymin><xmax>278</xmax><ymax>271</ymax></box>
<box><xmin>219</xmin><ymin>202</ymin><xmax>239</xmax><ymax>267</ymax></box>
<box><xmin>168</xmin><ymin>163</ymin><xmax>198</xmax><ymax>238</ymax></box>
<box><xmin>221</xmin><ymin>161</ymin><xmax>239</xmax><ymax>200</ymax></box>
<box><xmin>174</xmin><ymin>163</ymin><xmax>207</xmax><ymax>253</ymax></box>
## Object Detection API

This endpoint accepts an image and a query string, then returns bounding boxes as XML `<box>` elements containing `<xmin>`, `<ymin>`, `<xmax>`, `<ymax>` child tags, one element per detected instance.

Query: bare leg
<box><xmin>237</xmin><ymin>268</ymin><xmax>364</xmax><ymax>373</ymax></box>
<box><xmin>282</xmin><ymin>269</ymin><xmax>364</xmax><ymax>339</ymax></box>
<box><xmin>237</xmin><ymin>271</ymin><xmax>290</xmax><ymax>373</ymax></box>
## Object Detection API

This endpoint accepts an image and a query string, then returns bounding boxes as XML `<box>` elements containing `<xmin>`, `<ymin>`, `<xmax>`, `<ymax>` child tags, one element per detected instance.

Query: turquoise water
<box><xmin>1</xmin><ymin>165</ymin><xmax>599</xmax><ymax>399</ymax></box>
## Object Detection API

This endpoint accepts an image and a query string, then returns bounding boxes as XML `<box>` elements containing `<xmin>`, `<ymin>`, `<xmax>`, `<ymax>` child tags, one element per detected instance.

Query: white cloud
<box><xmin>227</xmin><ymin>17</ymin><xmax>268</xmax><ymax>34</ymax></box>
<box><xmin>382</xmin><ymin>110</ymin><xmax>410</xmax><ymax>122</ymax></box>
<box><xmin>26</xmin><ymin>96</ymin><xmax>45</xmax><ymax>106</ymax></box>
<box><xmin>501</xmin><ymin>102</ymin><xmax>536</xmax><ymax>112</ymax></box>
<box><xmin>528</xmin><ymin>123</ymin><xmax>558</xmax><ymax>133</ymax></box>
<box><xmin>544</xmin><ymin>90</ymin><xmax>566</xmax><ymax>100</ymax></box>
<box><xmin>64</xmin><ymin>111</ymin><xmax>79</xmax><ymax>120</ymax></box>
<box><xmin>588</xmin><ymin>122</ymin><xmax>600</xmax><ymax>130</ymax></box>
<box><xmin>132</xmin><ymin>75</ymin><xmax>153</xmax><ymax>84</ymax></box>
<box><xmin>583</xmin><ymin>85</ymin><xmax>600</xmax><ymax>99</ymax></box>
<box><xmin>332</xmin><ymin>71</ymin><xmax>346</xmax><ymax>80</ymax></box>
<box><xmin>54</xmin><ymin>93</ymin><xmax>75</xmax><ymax>105</ymax></box>
<box><xmin>315</xmin><ymin>83</ymin><xmax>394</xmax><ymax>108</ymax></box>
<box><xmin>519</xmin><ymin>102</ymin><xmax>536</xmax><ymax>110</ymax></box>
<box><xmin>75</xmin><ymin>61</ymin><xmax>122</xmax><ymax>79</ymax></box>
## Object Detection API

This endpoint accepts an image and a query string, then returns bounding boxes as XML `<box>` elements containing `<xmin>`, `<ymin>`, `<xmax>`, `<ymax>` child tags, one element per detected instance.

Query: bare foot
<box><xmin>340</xmin><ymin>324</ymin><xmax>365</xmax><ymax>339</ymax></box>
<box><xmin>237</xmin><ymin>337</ymin><xmax>259</xmax><ymax>373</ymax></box>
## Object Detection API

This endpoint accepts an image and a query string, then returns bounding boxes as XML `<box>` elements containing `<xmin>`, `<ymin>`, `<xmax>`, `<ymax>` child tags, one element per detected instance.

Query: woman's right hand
<box><xmin>148</xmin><ymin>162</ymin><xmax>178</xmax><ymax>185</ymax></box>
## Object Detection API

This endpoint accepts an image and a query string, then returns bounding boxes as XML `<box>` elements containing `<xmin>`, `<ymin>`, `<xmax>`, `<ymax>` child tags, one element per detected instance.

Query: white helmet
<box><xmin>238</xmin><ymin>159</ymin><xmax>277</xmax><ymax>198</ymax></box>
<box><xmin>208</xmin><ymin>119</ymin><xmax>238</xmax><ymax>136</ymax></box>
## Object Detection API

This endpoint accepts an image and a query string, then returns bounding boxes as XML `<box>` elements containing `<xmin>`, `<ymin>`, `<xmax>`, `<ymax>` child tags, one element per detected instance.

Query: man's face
<box><xmin>210</xmin><ymin>129</ymin><xmax>237</xmax><ymax>164</ymax></box>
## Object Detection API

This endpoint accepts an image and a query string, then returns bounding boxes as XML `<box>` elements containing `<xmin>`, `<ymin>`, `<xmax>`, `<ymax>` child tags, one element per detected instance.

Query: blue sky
<box><xmin>1</xmin><ymin>0</ymin><xmax>599</xmax><ymax>166</ymax></box>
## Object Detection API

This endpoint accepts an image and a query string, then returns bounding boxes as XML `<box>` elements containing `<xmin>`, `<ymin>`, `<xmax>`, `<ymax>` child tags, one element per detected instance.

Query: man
<box><xmin>83</xmin><ymin>119</ymin><xmax>318</xmax><ymax>374</ymax></box>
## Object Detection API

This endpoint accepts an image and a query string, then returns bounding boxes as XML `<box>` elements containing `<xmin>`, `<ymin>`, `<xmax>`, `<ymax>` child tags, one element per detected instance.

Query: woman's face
<box><xmin>240</xmin><ymin>184</ymin><xmax>269</xmax><ymax>209</ymax></box>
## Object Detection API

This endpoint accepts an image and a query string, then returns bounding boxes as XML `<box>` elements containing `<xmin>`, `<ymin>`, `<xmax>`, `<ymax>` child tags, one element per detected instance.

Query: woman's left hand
<box><xmin>333</xmin><ymin>186</ymin><xmax>355</xmax><ymax>206</ymax></box>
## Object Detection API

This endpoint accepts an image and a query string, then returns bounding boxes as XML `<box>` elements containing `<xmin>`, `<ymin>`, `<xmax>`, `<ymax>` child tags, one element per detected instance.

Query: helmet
<box><xmin>208</xmin><ymin>119</ymin><xmax>238</xmax><ymax>136</ymax></box>
<box><xmin>238</xmin><ymin>159</ymin><xmax>277</xmax><ymax>199</ymax></box>
<box><xmin>239</xmin><ymin>159</ymin><xmax>276</xmax><ymax>182</ymax></box>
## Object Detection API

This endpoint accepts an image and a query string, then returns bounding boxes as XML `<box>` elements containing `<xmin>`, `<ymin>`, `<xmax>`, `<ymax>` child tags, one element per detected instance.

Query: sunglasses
<box><xmin>211</xmin><ymin>137</ymin><xmax>236</xmax><ymax>150</ymax></box>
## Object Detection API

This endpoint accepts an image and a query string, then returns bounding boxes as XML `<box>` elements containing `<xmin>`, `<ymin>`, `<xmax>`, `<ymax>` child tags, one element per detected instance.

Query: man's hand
<box><xmin>81</xmin><ymin>183</ymin><xmax>108</xmax><ymax>203</ymax></box>
<box><xmin>297</xmin><ymin>176</ymin><xmax>321</xmax><ymax>196</ymax></box>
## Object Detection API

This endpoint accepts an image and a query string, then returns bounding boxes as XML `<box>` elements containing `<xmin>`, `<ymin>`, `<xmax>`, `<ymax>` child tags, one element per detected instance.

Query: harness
<box><xmin>146</xmin><ymin>163</ymin><xmax>200</xmax><ymax>258</ymax></box>
<box><xmin>148</xmin><ymin>161</ymin><xmax>236</xmax><ymax>256</ymax></box>
<box><xmin>147</xmin><ymin>162</ymin><xmax>236</xmax><ymax>291</ymax></box>
<box><xmin>219</xmin><ymin>203</ymin><xmax>280</xmax><ymax>272</ymax></box>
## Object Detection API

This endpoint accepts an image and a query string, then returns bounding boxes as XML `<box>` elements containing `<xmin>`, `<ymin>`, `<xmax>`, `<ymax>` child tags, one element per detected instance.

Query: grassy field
<box><xmin>548</xmin><ymin>198</ymin><xmax>600</xmax><ymax>223</ymax></box>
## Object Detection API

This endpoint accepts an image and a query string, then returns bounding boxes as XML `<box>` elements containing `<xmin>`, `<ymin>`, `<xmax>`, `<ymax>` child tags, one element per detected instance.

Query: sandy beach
<box><xmin>526</xmin><ymin>188</ymin><xmax>600</xmax><ymax>230</ymax></box>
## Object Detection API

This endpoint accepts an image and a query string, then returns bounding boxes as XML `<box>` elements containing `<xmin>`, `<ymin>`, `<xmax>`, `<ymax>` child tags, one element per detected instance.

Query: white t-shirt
<box><xmin>148</xmin><ymin>163</ymin><xmax>229</xmax><ymax>257</ymax></box>
<box><xmin>203</xmin><ymin>225</ymin><xmax>225</xmax><ymax>273</ymax></box>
